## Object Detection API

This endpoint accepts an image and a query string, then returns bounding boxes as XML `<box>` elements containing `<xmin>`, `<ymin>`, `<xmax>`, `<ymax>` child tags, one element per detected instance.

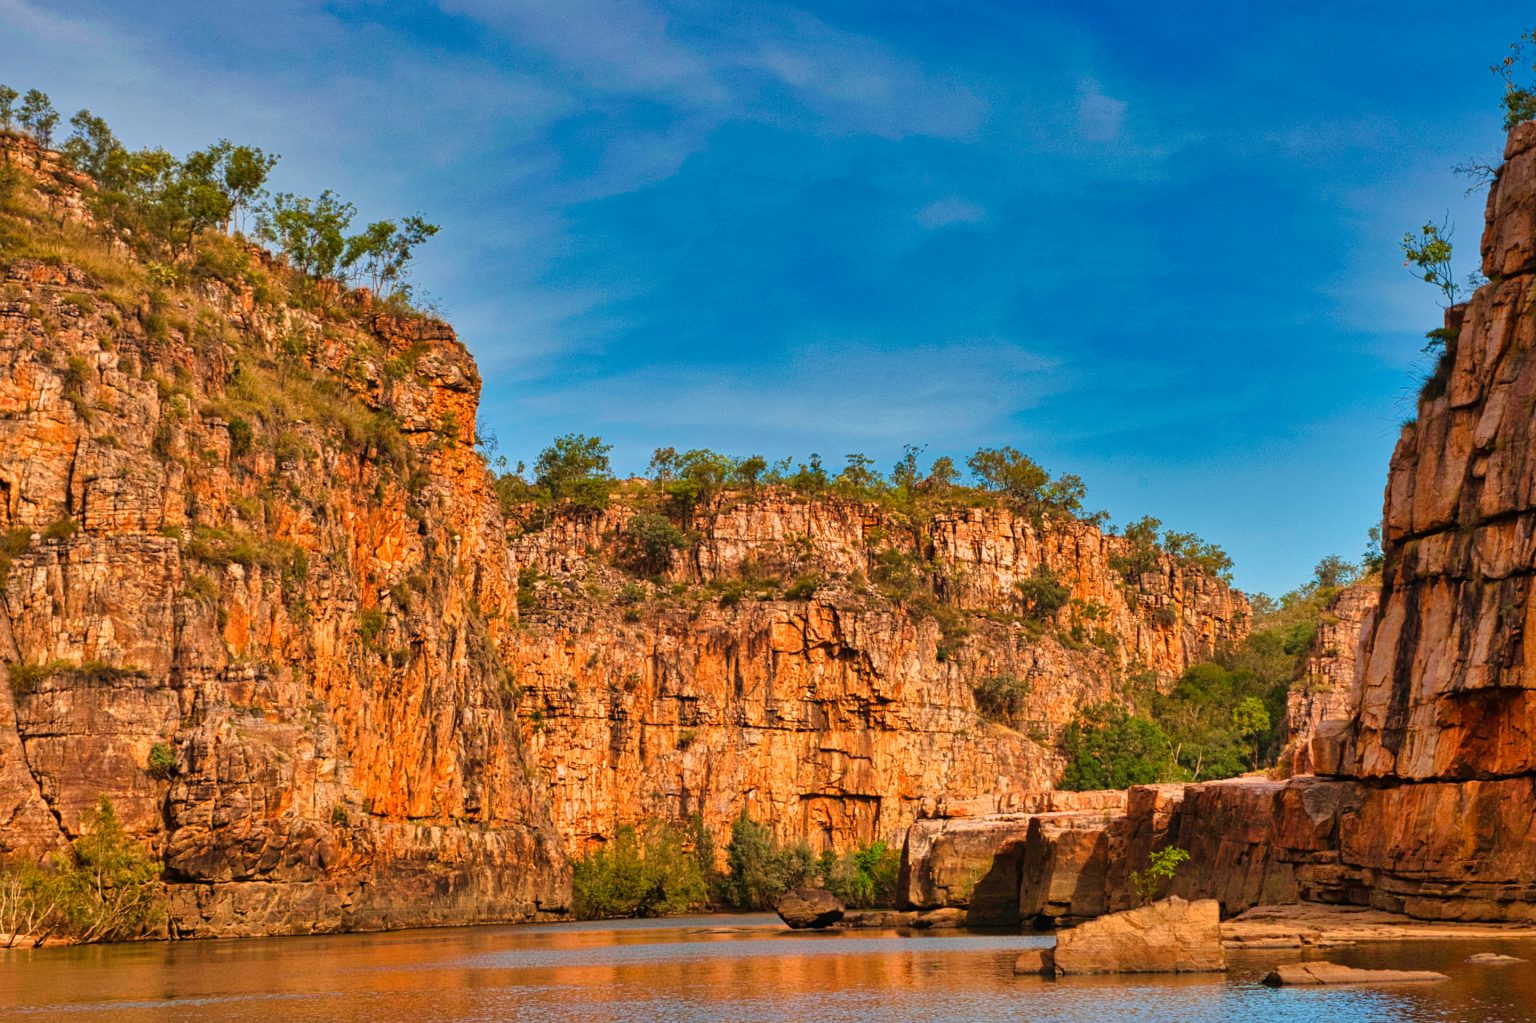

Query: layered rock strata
<box><xmin>1278</xmin><ymin>581</ymin><xmax>1378</xmax><ymax>775</ymax></box>
<box><xmin>898</xmin><ymin>789</ymin><xmax>1127</xmax><ymax>924</ymax></box>
<box><xmin>914</xmin><ymin>121</ymin><xmax>1536</xmax><ymax>929</ymax></box>
<box><xmin>0</xmin><ymin>134</ymin><xmax>1251</xmax><ymax>937</ymax></box>
<box><xmin>510</xmin><ymin>500</ymin><xmax>1245</xmax><ymax>855</ymax></box>
<box><xmin>0</xmin><ymin>146</ymin><xmax>567</xmax><ymax>935</ymax></box>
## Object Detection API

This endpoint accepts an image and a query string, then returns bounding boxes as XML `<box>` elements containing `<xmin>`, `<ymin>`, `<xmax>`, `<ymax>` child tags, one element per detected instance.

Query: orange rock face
<box><xmin>0</xmin><ymin>138</ymin><xmax>1249</xmax><ymax>938</ymax></box>
<box><xmin>508</xmin><ymin>500</ymin><xmax>1246</xmax><ymax>856</ymax></box>
<box><xmin>0</xmin><ymin>153</ymin><xmax>566</xmax><ymax>936</ymax></box>
<box><xmin>1340</xmin><ymin>122</ymin><xmax>1536</xmax><ymax>780</ymax></box>
<box><xmin>1278</xmin><ymin>581</ymin><xmax>1378</xmax><ymax>775</ymax></box>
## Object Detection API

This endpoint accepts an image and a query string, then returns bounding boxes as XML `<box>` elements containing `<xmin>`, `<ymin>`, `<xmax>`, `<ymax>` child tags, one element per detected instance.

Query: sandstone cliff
<box><xmin>904</xmin><ymin>120</ymin><xmax>1536</xmax><ymax>927</ymax></box>
<box><xmin>508</xmin><ymin>499</ymin><xmax>1247</xmax><ymax>855</ymax></box>
<box><xmin>1277</xmin><ymin>580</ymin><xmax>1378</xmax><ymax>775</ymax></box>
<box><xmin>0</xmin><ymin>140</ymin><xmax>567</xmax><ymax>936</ymax></box>
<box><xmin>0</xmin><ymin>133</ymin><xmax>1251</xmax><ymax>935</ymax></box>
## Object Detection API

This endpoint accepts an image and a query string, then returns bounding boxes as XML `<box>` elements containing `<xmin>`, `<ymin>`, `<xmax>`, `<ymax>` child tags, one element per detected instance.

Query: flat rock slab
<box><xmin>1262</xmin><ymin>962</ymin><xmax>1449</xmax><ymax>986</ymax></box>
<box><xmin>1467</xmin><ymin>952</ymin><xmax>1526</xmax><ymax>964</ymax></box>
<box><xmin>1224</xmin><ymin>903</ymin><xmax>1536</xmax><ymax>946</ymax></box>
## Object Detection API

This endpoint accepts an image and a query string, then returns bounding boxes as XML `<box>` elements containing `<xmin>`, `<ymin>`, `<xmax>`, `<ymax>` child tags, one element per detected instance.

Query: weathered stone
<box><xmin>775</xmin><ymin>887</ymin><xmax>845</xmax><ymax>929</ymax></box>
<box><xmin>1261</xmin><ymin>962</ymin><xmax>1448</xmax><ymax>986</ymax></box>
<box><xmin>1017</xmin><ymin>811</ymin><xmax>1121</xmax><ymax>924</ymax></box>
<box><xmin>1050</xmin><ymin>897</ymin><xmax>1226</xmax><ymax>975</ymax></box>
<box><xmin>913</xmin><ymin>907</ymin><xmax>966</xmax><ymax>929</ymax></box>
<box><xmin>901</xmin><ymin>790</ymin><xmax>1127</xmax><ymax>920</ymax></box>
<box><xmin>1278</xmin><ymin>582</ymin><xmax>1378</xmax><ymax>776</ymax></box>
<box><xmin>1467</xmin><ymin>952</ymin><xmax>1526</xmax><ymax>963</ymax></box>
<box><xmin>512</xmin><ymin>502</ymin><xmax>1245</xmax><ymax>860</ymax></box>
<box><xmin>839</xmin><ymin>910</ymin><xmax>918</xmax><ymax>928</ymax></box>
<box><xmin>1012</xmin><ymin>948</ymin><xmax>1052</xmax><ymax>975</ymax></box>
<box><xmin>0</xmin><ymin>141</ymin><xmax>567</xmax><ymax>937</ymax></box>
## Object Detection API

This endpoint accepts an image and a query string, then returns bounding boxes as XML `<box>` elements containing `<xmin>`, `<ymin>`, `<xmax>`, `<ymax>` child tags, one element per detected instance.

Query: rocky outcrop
<box><xmin>0</xmin><ymin>146</ymin><xmax>567</xmax><ymax>935</ymax></box>
<box><xmin>894</xmin><ymin>121</ymin><xmax>1536</xmax><ymax>932</ymax></box>
<box><xmin>1279</xmin><ymin>581</ymin><xmax>1378</xmax><ymax>775</ymax></box>
<box><xmin>1049</xmin><ymin>897</ymin><xmax>1225</xmax><ymax>975</ymax></box>
<box><xmin>898</xmin><ymin>789</ymin><xmax>1125</xmax><ymax>921</ymax></box>
<box><xmin>510</xmin><ymin>498</ymin><xmax>1245</xmax><ymax>857</ymax></box>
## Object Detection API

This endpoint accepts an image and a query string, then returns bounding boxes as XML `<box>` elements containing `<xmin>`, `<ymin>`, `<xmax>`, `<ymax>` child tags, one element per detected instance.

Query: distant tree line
<box><xmin>484</xmin><ymin>432</ymin><xmax>1235</xmax><ymax>582</ymax></box>
<box><xmin>0</xmin><ymin>83</ymin><xmax>436</xmax><ymax>303</ymax></box>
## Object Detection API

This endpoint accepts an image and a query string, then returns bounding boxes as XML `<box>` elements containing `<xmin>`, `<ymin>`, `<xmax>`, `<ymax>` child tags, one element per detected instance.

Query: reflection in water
<box><xmin>3</xmin><ymin>913</ymin><xmax>1535</xmax><ymax>1023</ymax></box>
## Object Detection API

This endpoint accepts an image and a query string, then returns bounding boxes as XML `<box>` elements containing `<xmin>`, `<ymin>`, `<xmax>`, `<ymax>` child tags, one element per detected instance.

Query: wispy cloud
<box><xmin>917</xmin><ymin>197</ymin><xmax>986</xmax><ymax>229</ymax></box>
<box><xmin>521</xmin><ymin>338</ymin><xmax>1061</xmax><ymax>446</ymax></box>
<box><xmin>1075</xmin><ymin>79</ymin><xmax>1126</xmax><ymax>142</ymax></box>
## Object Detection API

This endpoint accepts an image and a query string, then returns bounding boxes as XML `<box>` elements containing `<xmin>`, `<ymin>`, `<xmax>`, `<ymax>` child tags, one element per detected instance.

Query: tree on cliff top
<box><xmin>536</xmin><ymin>433</ymin><xmax>614</xmax><ymax>513</ymax></box>
<box><xmin>1496</xmin><ymin>28</ymin><xmax>1536</xmax><ymax>129</ymax></box>
<box><xmin>0</xmin><ymin>85</ymin><xmax>18</xmax><ymax>134</ymax></box>
<box><xmin>17</xmin><ymin>89</ymin><xmax>57</xmax><ymax>150</ymax></box>
<box><xmin>966</xmin><ymin>446</ymin><xmax>1085</xmax><ymax>518</ymax></box>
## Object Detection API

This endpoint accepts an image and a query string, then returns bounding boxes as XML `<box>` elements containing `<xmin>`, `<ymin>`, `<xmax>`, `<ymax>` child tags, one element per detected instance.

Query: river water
<box><xmin>4</xmin><ymin>914</ymin><xmax>1536</xmax><ymax>1022</ymax></box>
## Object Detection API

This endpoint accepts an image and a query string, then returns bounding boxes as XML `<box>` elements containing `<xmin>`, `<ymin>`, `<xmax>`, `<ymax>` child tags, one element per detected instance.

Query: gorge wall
<box><xmin>0</xmin><ymin>135</ymin><xmax>1249</xmax><ymax>935</ymax></box>
<box><xmin>912</xmin><ymin>119</ymin><xmax>1536</xmax><ymax>928</ymax></box>
<box><xmin>507</xmin><ymin>502</ymin><xmax>1245</xmax><ymax>855</ymax></box>
<box><xmin>0</xmin><ymin>141</ymin><xmax>567</xmax><ymax>936</ymax></box>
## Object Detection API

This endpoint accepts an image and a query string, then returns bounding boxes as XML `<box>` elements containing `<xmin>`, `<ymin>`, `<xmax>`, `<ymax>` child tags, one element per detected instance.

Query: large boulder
<box><xmin>775</xmin><ymin>887</ymin><xmax>845</xmax><ymax>929</ymax></box>
<box><xmin>1051</xmin><ymin>897</ymin><xmax>1225</xmax><ymax>975</ymax></box>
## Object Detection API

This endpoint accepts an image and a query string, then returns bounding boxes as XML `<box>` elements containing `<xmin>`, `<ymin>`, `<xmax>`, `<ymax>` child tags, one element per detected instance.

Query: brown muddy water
<box><xmin>3</xmin><ymin>914</ymin><xmax>1536</xmax><ymax>1022</ymax></box>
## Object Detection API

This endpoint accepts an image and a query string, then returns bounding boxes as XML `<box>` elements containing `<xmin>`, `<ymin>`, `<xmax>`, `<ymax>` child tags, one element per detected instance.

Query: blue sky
<box><xmin>0</xmin><ymin>1</ymin><xmax>1524</xmax><ymax>596</ymax></box>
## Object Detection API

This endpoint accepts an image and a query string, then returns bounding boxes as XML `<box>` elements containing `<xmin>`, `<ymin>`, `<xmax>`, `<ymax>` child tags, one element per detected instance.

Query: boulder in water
<box><xmin>1051</xmin><ymin>896</ymin><xmax>1225</xmax><ymax>975</ymax></box>
<box><xmin>774</xmin><ymin>887</ymin><xmax>845</xmax><ymax>929</ymax></box>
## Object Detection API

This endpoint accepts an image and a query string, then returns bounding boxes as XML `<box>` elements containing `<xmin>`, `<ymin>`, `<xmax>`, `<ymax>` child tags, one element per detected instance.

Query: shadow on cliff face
<box><xmin>962</xmin><ymin>842</ymin><xmax>1024</xmax><ymax>928</ymax></box>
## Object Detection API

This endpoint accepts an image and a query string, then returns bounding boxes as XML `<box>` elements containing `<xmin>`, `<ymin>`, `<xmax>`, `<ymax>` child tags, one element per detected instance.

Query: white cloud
<box><xmin>1075</xmin><ymin>78</ymin><xmax>1126</xmax><ymax>142</ymax></box>
<box><xmin>917</xmin><ymin>197</ymin><xmax>986</xmax><ymax>229</ymax></box>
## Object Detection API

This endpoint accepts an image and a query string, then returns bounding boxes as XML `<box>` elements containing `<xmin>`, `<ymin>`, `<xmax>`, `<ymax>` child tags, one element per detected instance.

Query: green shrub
<box><xmin>181</xmin><ymin>573</ymin><xmax>219</xmax><ymax>603</ymax></box>
<box><xmin>61</xmin><ymin>355</ymin><xmax>92</xmax><ymax>421</ymax></box>
<box><xmin>571</xmin><ymin>822</ymin><xmax>710</xmax><ymax>919</ymax></box>
<box><xmin>145</xmin><ymin>742</ymin><xmax>174</xmax><ymax>779</ymax></box>
<box><xmin>1058</xmin><ymin>702</ymin><xmax>1179</xmax><ymax>790</ymax></box>
<box><xmin>1110</xmin><ymin>515</ymin><xmax>1162</xmax><ymax>582</ymax></box>
<box><xmin>1128</xmin><ymin>846</ymin><xmax>1190</xmax><ymax>905</ymax></box>
<box><xmin>717</xmin><ymin>813</ymin><xmax>814</xmax><ymax>911</ymax></box>
<box><xmin>0</xmin><ymin>797</ymin><xmax>162</xmax><ymax>945</ymax></box>
<box><xmin>7</xmin><ymin>660</ymin><xmax>67</xmax><ymax>697</ymax></box>
<box><xmin>0</xmin><ymin>527</ymin><xmax>32</xmax><ymax>586</ymax></box>
<box><xmin>227</xmin><ymin>416</ymin><xmax>253</xmax><ymax>457</ymax></box>
<box><xmin>782</xmin><ymin>573</ymin><xmax>821</xmax><ymax>600</ymax></box>
<box><xmin>357</xmin><ymin>608</ymin><xmax>385</xmax><ymax>645</ymax></box>
<box><xmin>516</xmin><ymin>566</ymin><xmax>541</xmax><ymax>614</ymax></box>
<box><xmin>42</xmin><ymin>518</ymin><xmax>78</xmax><ymax>541</ymax></box>
<box><xmin>1016</xmin><ymin>566</ymin><xmax>1069</xmax><ymax>620</ymax></box>
<box><xmin>972</xmin><ymin>674</ymin><xmax>1032</xmax><ymax>724</ymax></box>
<box><xmin>619</xmin><ymin>512</ymin><xmax>687</xmax><ymax>576</ymax></box>
<box><xmin>819</xmin><ymin>841</ymin><xmax>901</xmax><ymax>908</ymax></box>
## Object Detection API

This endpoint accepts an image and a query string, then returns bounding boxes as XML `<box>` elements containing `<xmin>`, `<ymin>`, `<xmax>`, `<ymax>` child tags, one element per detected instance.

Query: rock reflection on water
<box><xmin>2</xmin><ymin>914</ymin><xmax>1534</xmax><ymax>1023</ymax></box>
